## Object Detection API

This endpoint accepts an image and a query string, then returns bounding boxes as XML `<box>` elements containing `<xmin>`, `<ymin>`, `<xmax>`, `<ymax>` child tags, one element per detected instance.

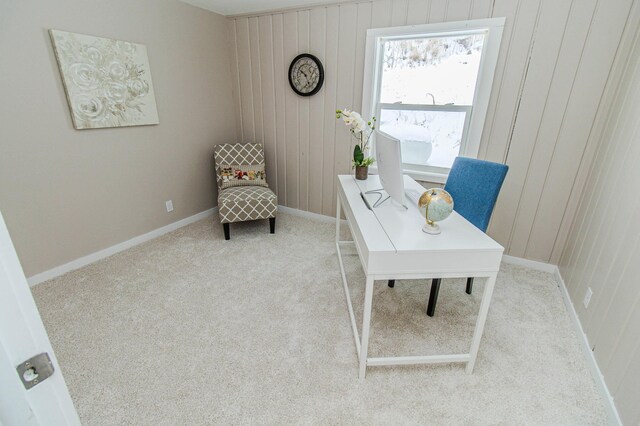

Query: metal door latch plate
<box><xmin>17</xmin><ymin>352</ymin><xmax>55</xmax><ymax>389</ymax></box>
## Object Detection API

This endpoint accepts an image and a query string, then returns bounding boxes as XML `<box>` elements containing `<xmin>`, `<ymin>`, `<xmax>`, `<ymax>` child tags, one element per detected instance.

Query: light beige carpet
<box><xmin>32</xmin><ymin>212</ymin><xmax>608</xmax><ymax>425</ymax></box>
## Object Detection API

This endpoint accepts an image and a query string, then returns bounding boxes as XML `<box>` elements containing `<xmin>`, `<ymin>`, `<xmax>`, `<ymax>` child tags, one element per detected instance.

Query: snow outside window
<box><xmin>362</xmin><ymin>19</ymin><xmax>505</xmax><ymax>181</ymax></box>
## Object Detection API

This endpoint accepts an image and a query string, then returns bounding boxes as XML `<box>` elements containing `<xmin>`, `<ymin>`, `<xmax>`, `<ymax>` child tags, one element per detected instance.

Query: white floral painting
<box><xmin>50</xmin><ymin>30</ymin><xmax>159</xmax><ymax>129</ymax></box>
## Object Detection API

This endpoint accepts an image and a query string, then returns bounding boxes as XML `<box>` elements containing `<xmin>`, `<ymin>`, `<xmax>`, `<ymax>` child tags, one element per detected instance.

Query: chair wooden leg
<box><xmin>223</xmin><ymin>223</ymin><xmax>230</xmax><ymax>240</ymax></box>
<box><xmin>466</xmin><ymin>277</ymin><xmax>474</xmax><ymax>294</ymax></box>
<box><xmin>269</xmin><ymin>217</ymin><xmax>276</xmax><ymax>234</ymax></box>
<box><xmin>388</xmin><ymin>280</ymin><xmax>395</xmax><ymax>288</ymax></box>
<box><xmin>427</xmin><ymin>278</ymin><xmax>441</xmax><ymax>317</ymax></box>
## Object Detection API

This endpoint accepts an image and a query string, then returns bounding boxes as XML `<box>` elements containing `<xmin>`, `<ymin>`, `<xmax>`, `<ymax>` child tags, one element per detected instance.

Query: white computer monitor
<box><xmin>374</xmin><ymin>130</ymin><xmax>405</xmax><ymax>208</ymax></box>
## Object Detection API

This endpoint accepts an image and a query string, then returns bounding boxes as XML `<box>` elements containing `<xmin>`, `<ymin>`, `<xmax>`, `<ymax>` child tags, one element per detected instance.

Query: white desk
<box><xmin>335</xmin><ymin>174</ymin><xmax>504</xmax><ymax>379</ymax></box>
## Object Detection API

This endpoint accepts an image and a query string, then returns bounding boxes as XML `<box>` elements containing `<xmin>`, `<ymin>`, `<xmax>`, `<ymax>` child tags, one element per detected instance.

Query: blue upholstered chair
<box><xmin>428</xmin><ymin>157</ymin><xmax>508</xmax><ymax>315</ymax></box>
<box><xmin>388</xmin><ymin>157</ymin><xmax>508</xmax><ymax>316</ymax></box>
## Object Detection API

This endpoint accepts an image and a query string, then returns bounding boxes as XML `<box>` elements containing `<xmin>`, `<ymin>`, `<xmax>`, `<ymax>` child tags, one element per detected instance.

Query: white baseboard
<box><xmin>27</xmin><ymin>207</ymin><xmax>217</xmax><ymax>287</ymax></box>
<box><xmin>501</xmin><ymin>254</ymin><xmax>557</xmax><ymax>273</ymax></box>
<box><xmin>554</xmin><ymin>268</ymin><xmax>621</xmax><ymax>426</ymax></box>
<box><xmin>22</xmin><ymin>203</ymin><xmax>624</xmax><ymax>424</ymax></box>
<box><xmin>28</xmin><ymin>205</ymin><xmax>331</xmax><ymax>287</ymax></box>
<box><xmin>501</xmin><ymin>254</ymin><xmax>621</xmax><ymax>423</ymax></box>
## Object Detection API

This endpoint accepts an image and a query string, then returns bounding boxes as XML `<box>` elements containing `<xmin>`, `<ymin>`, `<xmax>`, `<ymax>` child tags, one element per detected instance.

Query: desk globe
<box><xmin>418</xmin><ymin>188</ymin><xmax>454</xmax><ymax>234</ymax></box>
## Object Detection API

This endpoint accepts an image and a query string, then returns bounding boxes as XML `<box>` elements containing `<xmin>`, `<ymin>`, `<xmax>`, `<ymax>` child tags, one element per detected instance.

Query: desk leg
<box><xmin>335</xmin><ymin>195</ymin><xmax>341</xmax><ymax>244</ymax></box>
<box><xmin>359</xmin><ymin>275</ymin><xmax>375</xmax><ymax>380</ymax></box>
<box><xmin>466</xmin><ymin>272</ymin><xmax>498</xmax><ymax>374</ymax></box>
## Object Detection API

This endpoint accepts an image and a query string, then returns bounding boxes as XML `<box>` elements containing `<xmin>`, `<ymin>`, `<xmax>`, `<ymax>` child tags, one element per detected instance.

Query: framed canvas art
<box><xmin>49</xmin><ymin>30</ymin><xmax>159</xmax><ymax>130</ymax></box>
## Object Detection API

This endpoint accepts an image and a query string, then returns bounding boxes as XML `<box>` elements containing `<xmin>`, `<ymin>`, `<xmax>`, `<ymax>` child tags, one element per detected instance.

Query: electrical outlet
<box><xmin>583</xmin><ymin>287</ymin><xmax>593</xmax><ymax>308</ymax></box>
<box><xmin>165</xmin><ymin>200</ymin><xmax>174</xmax><ymax>212</ymax></box>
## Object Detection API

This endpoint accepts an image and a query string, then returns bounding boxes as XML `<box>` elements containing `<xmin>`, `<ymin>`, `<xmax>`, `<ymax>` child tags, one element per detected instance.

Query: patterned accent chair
<box><xmin>213</xmin><ymin>143</ymin><xmax>277</xmax><ymax>240</ymax></box>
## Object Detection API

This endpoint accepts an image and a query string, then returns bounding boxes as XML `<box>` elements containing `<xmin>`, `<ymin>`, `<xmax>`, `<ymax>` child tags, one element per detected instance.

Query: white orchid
<box><xmin>336</xmin><ymin>109</ymin><xmax>377</xmax><ymax>168</ymax></box>
<box><xmin>339</xmin><ymin>109</ymin><xmax>356</xmax><ymax>124</ymax></box>
<box><xmin>353</xmin><ymin>117</ymin><xmax>367</xmax><ymax>133</ymax></box>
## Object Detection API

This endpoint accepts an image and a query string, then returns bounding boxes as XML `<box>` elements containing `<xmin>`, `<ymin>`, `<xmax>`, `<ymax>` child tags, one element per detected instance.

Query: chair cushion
<box><xmin>219</xmin><ymin>164</ymin><xmax>268</xmax><ymax>189</ymax></box>
<box><xmin>218</xmin><ymin>186</ymin><xmax>277</xmax><ymax>224</ymax></box>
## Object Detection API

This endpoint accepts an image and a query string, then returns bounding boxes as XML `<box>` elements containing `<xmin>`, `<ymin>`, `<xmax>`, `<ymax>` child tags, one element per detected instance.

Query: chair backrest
<box><xmin>213</xmin><ymin>143</ymin><xmax>266</xmax><ymax>189</ymax></box>
<box><xmin>444</xmin><ymin>157</ymin><xmax>508</xmax><ymax>232</ymax></box>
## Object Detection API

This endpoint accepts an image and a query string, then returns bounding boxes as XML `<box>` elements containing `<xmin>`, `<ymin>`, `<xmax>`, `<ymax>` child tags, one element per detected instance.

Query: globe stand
<box><xmin>418</xmin><ymin>188</ymin><xmax>453</xmax><ymax>236</ymax></box>
<box><xmin>422</xmin><ymin>222</ymin><xmax>441</xmax><ymax>235</ymax></box>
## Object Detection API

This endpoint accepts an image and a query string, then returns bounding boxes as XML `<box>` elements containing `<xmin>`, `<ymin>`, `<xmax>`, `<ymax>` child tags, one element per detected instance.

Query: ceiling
<box><xmin>179</xmin><ymin>0</ymin><xmax>342</xmax><ymax>16</ymax></box>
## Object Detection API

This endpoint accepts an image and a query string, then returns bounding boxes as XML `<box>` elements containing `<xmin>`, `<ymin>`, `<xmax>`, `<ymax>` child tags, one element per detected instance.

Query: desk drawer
<box><xmin>367</xmin><ymin>249</ymin><xmax>504</xmax><ymax>279</ymax></box>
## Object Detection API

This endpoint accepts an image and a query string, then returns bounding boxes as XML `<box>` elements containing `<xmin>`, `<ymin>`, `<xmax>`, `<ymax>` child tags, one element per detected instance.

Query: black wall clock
<box><xmin>288</xmin><ymin>53</ymin><xmax>324</xmax><ymax>96</ymax></box>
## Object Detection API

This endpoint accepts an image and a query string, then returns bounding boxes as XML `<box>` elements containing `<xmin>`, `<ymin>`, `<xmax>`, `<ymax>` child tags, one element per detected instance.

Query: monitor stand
<box><xmin>365</xmin><ymin>189</ymin><xmax>408</xmax><ymax>209</ymax></box>
<box><xmin>364</xmin><ymin>189</ymin><xmax>389</xmax><ymax>208</ymax></box>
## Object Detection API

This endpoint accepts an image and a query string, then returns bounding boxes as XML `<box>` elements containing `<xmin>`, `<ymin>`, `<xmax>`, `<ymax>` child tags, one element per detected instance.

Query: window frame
<box><xmin>362</xmin><ymin>18</ymin><xmax>506</xmax><ymax>183</ymax></box>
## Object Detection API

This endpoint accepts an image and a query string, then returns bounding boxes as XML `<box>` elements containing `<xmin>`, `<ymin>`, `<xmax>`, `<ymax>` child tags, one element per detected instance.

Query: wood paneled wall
<box><xmin>228</xmin><ymin>0</ymin><xmax>635</xmax><ymax>263</ymax></box>
<box><xmin>559</xmin><ymin>16</ymin><xmax>640</xmax><ymax>425</ymax></box>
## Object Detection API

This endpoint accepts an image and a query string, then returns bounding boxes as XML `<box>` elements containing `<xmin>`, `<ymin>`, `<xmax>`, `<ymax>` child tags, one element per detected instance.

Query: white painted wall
<box><xmin>559</xmin><ymin>12</ymin><xmax>640</xmax><ymax>424</ymax></box>
<box><xmin>227</xmin><ymin>0</ymin><xmax>636</xmax><ymax>263</ymax></box>
<box><xmin>0</xmin><ymin>0</ymin><xmax>237</xmax><ymax>277</ymax></box>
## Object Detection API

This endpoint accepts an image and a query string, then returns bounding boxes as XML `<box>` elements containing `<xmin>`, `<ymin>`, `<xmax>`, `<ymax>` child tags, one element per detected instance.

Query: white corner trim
<box><xmin>27</xmin><ymin>208</ymin><xmax>217</xmax><ymax>287</ymax></box>
<box><xmin>277</xmin><ymin>204</ymin><xmax>346</xmax><ymax>224</ymax></box>
<box><xmin>554</xmin><ymin>268</ymin><xmax>622</xmax><ymax>426</ymax></box>
<box><xmin>501</xmin><ymin>254</ymin><xmax>557</xmax><ymax>273</ymax></box>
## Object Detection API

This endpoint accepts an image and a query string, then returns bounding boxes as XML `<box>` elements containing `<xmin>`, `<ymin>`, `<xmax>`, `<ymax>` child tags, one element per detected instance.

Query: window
<box><xmin>362</xmin><ymin>18</ymin><xmax>505</xmax><ymax>181</ymax></box>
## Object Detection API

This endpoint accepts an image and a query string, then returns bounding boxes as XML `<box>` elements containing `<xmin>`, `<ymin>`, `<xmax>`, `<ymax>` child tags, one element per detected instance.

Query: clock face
<box><xmin>288</xmin><ymin>54</ymin><xmax>324</xmax><ymax>96</ymax></box>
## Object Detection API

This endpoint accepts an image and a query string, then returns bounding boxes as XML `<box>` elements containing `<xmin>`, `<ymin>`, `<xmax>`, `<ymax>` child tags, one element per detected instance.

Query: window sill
<box><xmin>369</xmin><ymin>166</ymin><xmax>448</xmax><ymax>185</ymax></box>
